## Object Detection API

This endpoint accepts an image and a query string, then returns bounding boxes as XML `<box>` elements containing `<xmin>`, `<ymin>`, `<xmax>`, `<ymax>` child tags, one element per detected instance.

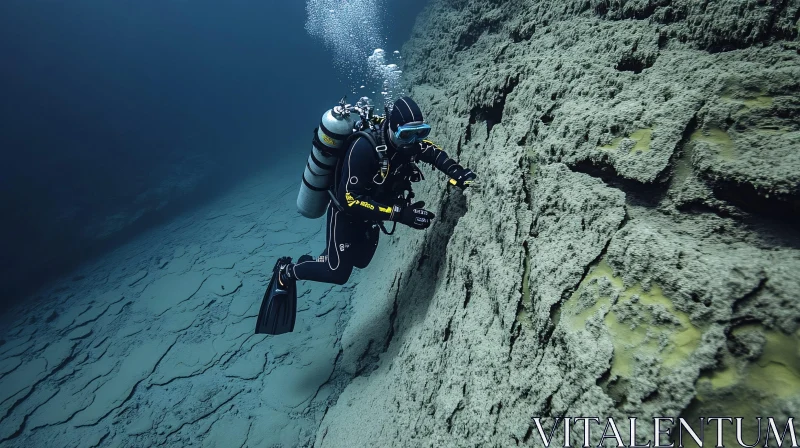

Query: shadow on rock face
<box><xmin>712</xmin><ymin>179</ymin><xmax>800</xmax><ymax>229</ymax></box>
<box><xmin>353</xmin><ymin>189</ymin><xmax>468</xmax><ymax>376</ymax></box>
<box><xmin>396</xmin><ymin>188</ymin><xmax>468</xmax><ymax>341</ymax></box>
<box><xmin>400</xmin><ymin>191</ymin><xmax>470</xmax><ymax>326</ymax></box>
<box><xmin>570</xmin><ymin>159</ymin><xmax>669</xmax><ymax>208</ymax></box>
<box><xmin>419</xmin><ymin>188</ymin><xmax>469</xmax><ymax>280</ymax></box>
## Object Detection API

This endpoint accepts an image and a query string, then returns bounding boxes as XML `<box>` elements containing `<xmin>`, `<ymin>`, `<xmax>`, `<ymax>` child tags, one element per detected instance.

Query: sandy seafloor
<box><xmin>0</xmin><ymin>169</ymin><xmax>357</xmax><ymax>447</ymax></box>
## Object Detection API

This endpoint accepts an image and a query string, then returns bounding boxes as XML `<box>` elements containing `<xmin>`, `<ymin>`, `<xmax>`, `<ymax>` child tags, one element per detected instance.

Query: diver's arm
<box><xmin>336</xmin><ymin>137</ymin><xmax>396</xmax><ymax>221</ymax></box>
<box><xmin>418</xmin><ymin>139</ymin><xmax>477</xmax><ymax>189</ymax></box>
<box><xmin>418</xmin><ymin>139</ymin><xmax>460</xmax><ymax>176</ymax></box>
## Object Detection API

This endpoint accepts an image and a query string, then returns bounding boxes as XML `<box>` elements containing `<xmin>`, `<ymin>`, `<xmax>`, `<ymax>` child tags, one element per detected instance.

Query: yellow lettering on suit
<box><xmin>345</xmin><ymin>192</ymin><xmax>377</xmax><ymax>211</ymax></box>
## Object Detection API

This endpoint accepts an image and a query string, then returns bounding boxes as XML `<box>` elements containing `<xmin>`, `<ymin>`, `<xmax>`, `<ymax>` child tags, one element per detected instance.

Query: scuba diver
<box><xmin>256</xmin><ymin>96</ymin><xmax>477</xmax><ymax>335</ymax></box>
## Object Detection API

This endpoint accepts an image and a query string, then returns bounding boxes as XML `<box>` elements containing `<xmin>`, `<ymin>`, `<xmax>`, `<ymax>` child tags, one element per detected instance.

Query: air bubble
<box><xmin>306</xmin><ymin>1</ymin><xmax>404</xmax><ymax>101</ymax></box>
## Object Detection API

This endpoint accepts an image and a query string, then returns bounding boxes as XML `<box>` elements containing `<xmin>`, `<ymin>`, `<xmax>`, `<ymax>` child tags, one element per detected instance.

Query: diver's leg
<box><xmin>291</xmin><ymin>208</ymin><xmax>355</xmax><ymax>285</ymax></box>
<box><xmin>351</xmin><ymin>223</ymin><xmax>380</xmax><ymax>269</ymax></box>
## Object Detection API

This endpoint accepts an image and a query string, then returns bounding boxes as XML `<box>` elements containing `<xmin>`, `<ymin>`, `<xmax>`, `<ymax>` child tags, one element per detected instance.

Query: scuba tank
<box><xmin>297</xmin><ymin>97</ymin><xmax>382</xmax><ymax>218</ymax></box>
<box><xmin>296</xmin><ymin>98</ymin><xmax>355</xmax><ymax>218</ymax></box>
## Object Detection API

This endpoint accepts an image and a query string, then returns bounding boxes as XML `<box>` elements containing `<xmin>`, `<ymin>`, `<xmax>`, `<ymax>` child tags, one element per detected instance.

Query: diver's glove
<box><xmin>448</xmin><ymin>167</ymin><xmax>478</xmax><ymax>190</ymax></box>
<box><xmin>393</xmin><ymin>201</ymin><xmax>435</xmax><ymax>230</ymax></box>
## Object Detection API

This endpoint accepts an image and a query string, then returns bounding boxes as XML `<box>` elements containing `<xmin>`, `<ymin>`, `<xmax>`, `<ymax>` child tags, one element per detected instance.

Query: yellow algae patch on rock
<box><xmin>562</xmin><ymin>259</ymin><xmax>702</xmax><ymax>379</ymax></box>
<box><xmin>720</xmin><ymin>92</ymin><xmax>774</xmax><ymax>110</ymax></box>
<box><xmin>691</xmin><ymin>127</ymin><xmax>737</xmax><ymax>161</ymax></box>
<box><xmin>668</xmin><ymin>320</ymin><xmax>704</xmax><ymax>367</ymax></box>
<box><xmin>705</xmin><ymin>355</ymin><xmax>739</xmax><ymax>390</ymax></box>
<box><xmin>563</xmin><ymin>260</ymin><xmax>620</xmax><ymax>331</ymax></box>
<box><xmin>599</xmin><ymin>135</ymin><xmax>625</xmax><ymax>151</ymax></box>
<box><xmin>598</xmin><ymin>128</ymin><xmax>653</xmax><ymax>153</ymax></box>
<box><xmin>683</xmin><ymin>327</ymin><xmax>800</xmax><ymax>447</ymax></box>
<box><xmin>748</xmin><ymin>329</ymin><xmax>800</xmax><ymax>397</ymax></box>
<box><xmin>628</xmin><ymin>128</ymin><xmax>653</xmax><ymax>153</ymax></box>
<box><xmin>606</xmin><ymin>282</ymin><xmax>701</xmax><ymax>377</ymax></box>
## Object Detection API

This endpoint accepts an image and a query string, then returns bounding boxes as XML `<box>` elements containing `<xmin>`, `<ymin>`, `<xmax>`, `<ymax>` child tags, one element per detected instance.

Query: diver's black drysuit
<box><xmin>290</xmin><ymin>124</ymin><xmax>471</xmax><ymax>285</ymax></box>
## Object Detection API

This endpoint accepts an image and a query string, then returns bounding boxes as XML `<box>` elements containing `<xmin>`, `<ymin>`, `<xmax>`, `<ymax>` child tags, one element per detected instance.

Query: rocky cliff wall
<box><xmin>316</xmin><ymin>0</ymin><xmax>800</xmax><ymax>446</ymax></box>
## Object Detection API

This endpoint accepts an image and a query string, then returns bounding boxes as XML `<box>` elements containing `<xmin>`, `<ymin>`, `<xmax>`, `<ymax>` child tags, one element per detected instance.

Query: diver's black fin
<box><xmin>255</xmin><ymin>257</ymin><xmax>297</xmax><ymax>335</ymax></box>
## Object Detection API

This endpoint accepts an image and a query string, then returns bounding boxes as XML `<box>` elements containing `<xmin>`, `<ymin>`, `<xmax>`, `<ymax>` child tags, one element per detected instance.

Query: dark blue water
<box><xmin>0</xmin><ymin>0</ymin><xmax>428</xmax><ymax>309</ymax></box>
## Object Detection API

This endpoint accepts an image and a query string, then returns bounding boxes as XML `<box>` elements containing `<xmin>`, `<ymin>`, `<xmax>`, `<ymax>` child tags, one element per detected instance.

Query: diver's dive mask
<box><xmin>393</xmin><ymin>121</ymin><xmax>431</xmax><ymax>145</ymax></box>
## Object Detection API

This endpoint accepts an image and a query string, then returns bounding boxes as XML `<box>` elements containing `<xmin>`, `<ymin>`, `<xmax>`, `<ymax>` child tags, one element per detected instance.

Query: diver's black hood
<box><xmin>388</xmin><ymin>97</ymin><xmax>424</xmax><ymax>132</ymax></box>
<box><xmin>382</xmin><ymin>96</ymin><xmax>426</xmax><ymax>158</ymax></box>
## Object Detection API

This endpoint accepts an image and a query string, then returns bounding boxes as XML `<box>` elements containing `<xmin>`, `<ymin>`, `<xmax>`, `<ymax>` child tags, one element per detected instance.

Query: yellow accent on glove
<box><xmin>422</xmin><ymin>139</ymin><xmax>442</xmax><ymax>151</ymax></box>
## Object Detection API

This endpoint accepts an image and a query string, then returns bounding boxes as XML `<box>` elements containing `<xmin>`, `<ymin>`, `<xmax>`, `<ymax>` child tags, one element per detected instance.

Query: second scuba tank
<box><xmin>296</xmin><ymin>103</ymin><xmax>354</xmax><ymax>218</ymax></box>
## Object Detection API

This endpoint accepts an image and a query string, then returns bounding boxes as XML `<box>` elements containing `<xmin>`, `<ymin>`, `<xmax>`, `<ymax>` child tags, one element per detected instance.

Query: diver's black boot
<box><xmin>277</xmin><ymin>255</ymin><xmax>314</xmax><ymax>289</ymax></box>
<box><xmin>256</xmin><ymin>256</ymin><xmax>298</xmax><ymax>335</ymax></box>
<box><xmin>277</xmin><ymin>257</ymin><xmax>294</xmax><ymax>290</ymax></box>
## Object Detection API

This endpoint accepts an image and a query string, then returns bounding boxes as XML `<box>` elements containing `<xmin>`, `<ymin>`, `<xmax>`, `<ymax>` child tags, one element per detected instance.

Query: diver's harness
<box><xmin>326</xmin><ymin>101</ymin><xmax>419</xmax><ymax>236</ymax></box>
